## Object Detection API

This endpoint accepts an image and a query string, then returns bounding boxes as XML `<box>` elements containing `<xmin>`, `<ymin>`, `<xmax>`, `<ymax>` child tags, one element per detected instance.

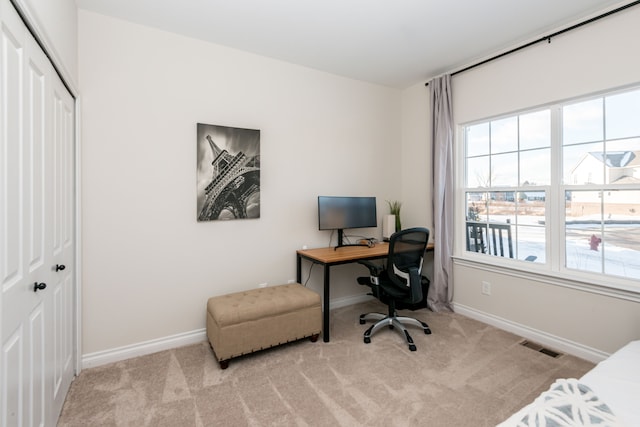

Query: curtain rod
<box><xmin>425</xmin><ymin>0</ymin><xmax>640</xmax><ymax>86</ymax></box>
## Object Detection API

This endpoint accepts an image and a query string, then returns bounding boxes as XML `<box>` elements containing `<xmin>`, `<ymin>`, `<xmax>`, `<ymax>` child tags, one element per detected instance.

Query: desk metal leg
<box><xmin>323</xmin><ymin>264</ymin><xmax>330</xmax><ymax>342</ymax></box>
<box><xmin>298</xmin><ymin>255</ymin><xmax>330</xmax><ymax>342</ymax></box>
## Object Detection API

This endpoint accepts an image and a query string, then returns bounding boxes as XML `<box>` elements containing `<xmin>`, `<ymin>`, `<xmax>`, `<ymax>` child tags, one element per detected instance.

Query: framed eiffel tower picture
<box><xmin>196</xmin><ymin>123</ymin><xmax>261</xmax><ymax>221</ymax></box>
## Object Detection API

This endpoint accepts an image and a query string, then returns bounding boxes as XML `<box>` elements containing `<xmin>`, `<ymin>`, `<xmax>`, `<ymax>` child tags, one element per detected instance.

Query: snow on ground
<box><xmin>472</xmin><ymin>214</ymin><xmax>640</xmax><ymax>280</ymax></box>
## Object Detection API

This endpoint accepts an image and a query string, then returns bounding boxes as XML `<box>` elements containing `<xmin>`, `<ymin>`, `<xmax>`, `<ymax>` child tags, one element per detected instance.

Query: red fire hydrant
<box><xmin>589</xmin><ymin>234</ymin><xmax>602</xmax><ymax>251</ymax></box>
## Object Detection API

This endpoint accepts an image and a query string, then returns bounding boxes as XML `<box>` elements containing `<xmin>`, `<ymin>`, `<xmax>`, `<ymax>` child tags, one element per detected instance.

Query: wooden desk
<box><xmin>296</xmin><ymin>242</ymin><xmax>434</xmax><ymax>342</ymax></box>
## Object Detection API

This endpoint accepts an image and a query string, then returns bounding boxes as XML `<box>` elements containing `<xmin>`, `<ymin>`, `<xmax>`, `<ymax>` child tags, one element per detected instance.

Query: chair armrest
<box><xmin>357</xmin><ymin>260</ymin><xmax>383</xmax><ymax>277</ymax></box>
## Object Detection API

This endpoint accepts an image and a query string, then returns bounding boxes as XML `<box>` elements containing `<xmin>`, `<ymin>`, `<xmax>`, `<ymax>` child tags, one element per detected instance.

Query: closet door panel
<box><xmin>1</xmin><ymin>6</ymin><xmax>29</xmax><ymax>425</ymax></box>
<box><xmin>26</xmin><ymin>48</ymin><xmax>47</xmax><ymax>275</ymax></box>
<box><xmin>1</xmin><ymin>2</ymin><xmax>24</xmax><ymax>291</ymax></box>
<box><xmin>25</xmin><ymin>31</ymin><xmax>49</xmax><ymax>427</ymax></box>
<box><xmin>1</xmin><ymin>0</ymin><xmax>75</xmax><ymax>425</ymax></box>
<box><xmin>50</xmin><ymin>72</ymin><xmax>75</xmax><ymax>420</ymax></box>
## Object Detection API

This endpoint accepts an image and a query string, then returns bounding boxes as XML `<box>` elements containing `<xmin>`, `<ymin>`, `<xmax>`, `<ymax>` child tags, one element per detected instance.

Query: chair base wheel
<box><xmin>359</xmin><ymin>310</ymin><xmax>431</xmax><ymax>350</ymax></box>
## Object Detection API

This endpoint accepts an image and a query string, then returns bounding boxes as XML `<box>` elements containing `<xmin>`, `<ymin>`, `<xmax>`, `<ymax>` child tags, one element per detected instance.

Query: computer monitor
<box><xmin>318</xmin><ymin>196</ymin><xmax>377</xmax><ymax>247</ymax></box>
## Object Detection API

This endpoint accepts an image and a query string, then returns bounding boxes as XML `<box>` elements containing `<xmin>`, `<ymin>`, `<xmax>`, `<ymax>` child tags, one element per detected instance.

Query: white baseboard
<box><xmin>80</xmin><ymin>298</ymin><xmax>608</xmax><ymax>371</ymax></box>
<box><xmin>330</xmin><ymin>293</ymin><xmax>374</xmax><ymax>310</ymax></box>
<box><xmin>81</xmin><ymin>329</ymin><xmax>207</xmax><ymax>370</ymax></box>
<box><xmin>453</xmin><ymin>303</ymin><xmax>610</xmax><ymax>363</ymax></box>
<box><xmin>80</xmin><ymin>294</ymin><xmax>370</xmax><ymax>371</ymax></box>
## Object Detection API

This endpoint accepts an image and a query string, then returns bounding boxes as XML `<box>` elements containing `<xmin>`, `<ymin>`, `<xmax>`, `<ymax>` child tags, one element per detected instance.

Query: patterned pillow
<box><xmin>499</xmin><ymin>378</ymin><xmax>622</xmax><ymax>427</ymax></box>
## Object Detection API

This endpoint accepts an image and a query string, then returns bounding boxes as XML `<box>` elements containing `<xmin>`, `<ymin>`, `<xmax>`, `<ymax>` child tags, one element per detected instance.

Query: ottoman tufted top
<box><xmin>207</xmin><ymin>283</ymin><xmax>321</xmax><ymax>327</ymax></box>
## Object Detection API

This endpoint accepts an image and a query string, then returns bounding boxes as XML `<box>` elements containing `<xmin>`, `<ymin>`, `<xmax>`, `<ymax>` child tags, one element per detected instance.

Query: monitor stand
<box><xmin>334</xmin><ymin>229</ymin><xmax>369</xmax><ymax>250</ymax></box>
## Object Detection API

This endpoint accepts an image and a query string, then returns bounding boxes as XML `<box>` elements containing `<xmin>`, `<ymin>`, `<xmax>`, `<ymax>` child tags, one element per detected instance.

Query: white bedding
<box><xmin>499</xmin><ymin>340</ymin><xmax>640</xmax><ymax>427</ymax></box>
<box><xmin>580</xmin><ymin>340</ymin><xmax>640</xmax><ymax>427</ymax></box>
<box><xmin>498</xmin><ymin>378</ymin><xmax>620</xmax><ymax>426</ymax></box>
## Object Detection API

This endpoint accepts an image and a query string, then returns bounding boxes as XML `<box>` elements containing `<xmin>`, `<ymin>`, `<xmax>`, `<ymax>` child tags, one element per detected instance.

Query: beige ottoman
<box><xmin>206</xmin><ymin>283</ymin><xmax>322</xmax><ymax>369</ymax></box>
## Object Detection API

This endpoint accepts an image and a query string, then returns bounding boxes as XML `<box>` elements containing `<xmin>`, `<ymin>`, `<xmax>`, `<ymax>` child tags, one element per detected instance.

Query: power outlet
<box><xmin>481</xmin><ymin>281</ymin><xmax>491</xmax><ymax>296</ymax></box>
<box><xmin>287</xmin><ymin>279</ymin><xmax>295</xmax><ymax>284</ymax></box>
<box><xmin>258</xmin><ymin>282</ymin><xmax>268</xmax><ymax>288</ymax></box>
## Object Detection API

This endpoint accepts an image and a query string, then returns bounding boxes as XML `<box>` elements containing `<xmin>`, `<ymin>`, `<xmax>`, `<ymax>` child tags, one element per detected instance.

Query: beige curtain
<box><xmin>428</xmin><ymin>75</ymin><xmax>454</xmax><ymax>312</ymax></box>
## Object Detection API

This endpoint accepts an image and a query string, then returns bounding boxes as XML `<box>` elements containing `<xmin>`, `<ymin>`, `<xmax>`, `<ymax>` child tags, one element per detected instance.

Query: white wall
<box><xmin>401</xmin><ymin>83</ymin><xmax>433</xmax><ymax>232</ymax></box>
<box><xmin>78</xmin><ymin>4</ymin><xmax>640</xmax><ymax>362</ymax></box>
<box><xmin>450</xmin><ymin>6</ymin><xmax>640</xmax><ymax>358</ymax></box>
<box><xmin>399</xmin><ymin>82</ymin><xmax>435</xmax><ymax>278</ymax></box>
<box><xmin>14</xmin><ymin>0</ymin><xmax>77</xmax><ymax>86</ymax></box>
<box><xmin>78</xmin><ymin>11</ymin><xmax>411</xmax><ymax>356</ymax></box>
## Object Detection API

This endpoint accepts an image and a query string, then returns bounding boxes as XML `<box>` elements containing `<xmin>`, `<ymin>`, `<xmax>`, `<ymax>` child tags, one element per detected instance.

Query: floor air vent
<box><xmin>520</xmin><ymin>340</ymin><xmax>562</xmax><ymax>358</ymax></box>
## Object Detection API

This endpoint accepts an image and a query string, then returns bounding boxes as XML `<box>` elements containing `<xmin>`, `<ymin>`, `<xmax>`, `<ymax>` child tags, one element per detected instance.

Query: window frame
<box><xmin>456</xmin><ymin>85</ymin><xmax>640</xmax><ymax>295</ymax></box>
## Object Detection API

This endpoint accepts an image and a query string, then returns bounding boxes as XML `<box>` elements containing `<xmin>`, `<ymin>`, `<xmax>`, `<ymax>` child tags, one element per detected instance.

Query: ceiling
<box><xmin>75</xmin><ymin>0</ymin><xmax>629</xmax><ymax>88</ymax></box>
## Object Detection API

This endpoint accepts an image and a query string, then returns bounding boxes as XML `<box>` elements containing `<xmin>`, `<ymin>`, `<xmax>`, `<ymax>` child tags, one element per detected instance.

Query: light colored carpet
<box><xmin>58</xmin><ymin>301</ymin><xmax>594</xmax><ymax>426</ymax></box>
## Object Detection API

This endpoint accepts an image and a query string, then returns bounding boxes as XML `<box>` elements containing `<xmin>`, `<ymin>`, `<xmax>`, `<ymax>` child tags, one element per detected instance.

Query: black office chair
<box><xmin>356</xmin><ymin>227</ymin><xmax>431</xmax><ymax>351</ymax></box>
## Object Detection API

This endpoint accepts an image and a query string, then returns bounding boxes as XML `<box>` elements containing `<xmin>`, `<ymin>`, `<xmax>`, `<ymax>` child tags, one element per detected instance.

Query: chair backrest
<box><xmin>387</xmin><ymin>227</ymin><xmax>430</xmax><ymax>304</ymax></box>
<box><xmin>466</xmin><ymin>221</ymin><xmax>513</xmax><ymax>258</ymax></box>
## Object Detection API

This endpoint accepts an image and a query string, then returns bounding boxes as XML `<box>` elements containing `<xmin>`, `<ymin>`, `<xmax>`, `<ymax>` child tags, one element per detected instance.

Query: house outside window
<box><xmin>462</xmin><ymin>86</ymin><xmax>640</xmax><ymax>287</ymax></box>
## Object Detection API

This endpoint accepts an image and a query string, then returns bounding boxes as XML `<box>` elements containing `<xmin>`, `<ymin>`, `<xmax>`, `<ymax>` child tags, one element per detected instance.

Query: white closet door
<box><xmin>0</xmin><ymin>0</ymin><xmax>76</xmax><ymax>425</ymax></box>
<box><xmin>49</xmin><ymin>65</ymin><xmax>75</xmax><ymax>423</ymax></box>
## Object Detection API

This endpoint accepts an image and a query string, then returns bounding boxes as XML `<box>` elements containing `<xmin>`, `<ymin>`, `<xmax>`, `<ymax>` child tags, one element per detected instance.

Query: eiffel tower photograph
<box><xmin>196</xmin><ymin>123</ymin><xmax>261</xmax><ymax>221</ymax></box>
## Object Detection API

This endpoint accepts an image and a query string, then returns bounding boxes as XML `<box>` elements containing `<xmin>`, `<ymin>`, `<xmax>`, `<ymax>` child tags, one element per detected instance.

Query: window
<box><xmin>462</xmin><ymin>86</ymin><xmax>640</xmax><ymax>285</ymax></box>
<box><xmin>465</xmin><ymin>110</ymin><xmax>549</xmax><ymax>263</ymax></box>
